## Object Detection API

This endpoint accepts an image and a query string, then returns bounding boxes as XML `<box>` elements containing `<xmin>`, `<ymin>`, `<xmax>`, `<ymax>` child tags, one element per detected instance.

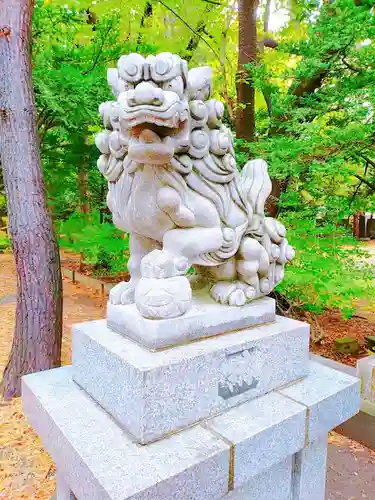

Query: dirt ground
<box><xmin>327</xmin><ymin>433</ymin><xmax>375</xmax><ymax>499</ymax></box>
<box><xmin>0</xmin><ymin>253</ymin><xmax>106</xmax><ymax>499</ymax></box>
<box><xmin>309</xmin><ymin>310</ymin><xmax>375</xmax><ymax>367</ymax></box>
<box><xmin>1</xmin><ymin>252</ymin><xmax>375</xmax><ymax>499</ymax></box>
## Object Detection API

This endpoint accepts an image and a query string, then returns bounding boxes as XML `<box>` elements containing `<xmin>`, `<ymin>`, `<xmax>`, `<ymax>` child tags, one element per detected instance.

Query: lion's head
<box><xmin>95</xmin><ymin>52</ymin><xmax>231</xmax><ymax>181</ymax></box>
<box><xmin>116</xmin><ymin>53</ymin><xmax>192</xmax><ymax>165</ymax></box>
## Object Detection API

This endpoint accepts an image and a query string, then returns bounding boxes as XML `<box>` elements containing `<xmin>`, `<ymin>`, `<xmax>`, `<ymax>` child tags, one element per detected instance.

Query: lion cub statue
<box><xmin>95</xmin><ymin>52</ymin><xmax>294</xmax><ymax>319</ymax></box>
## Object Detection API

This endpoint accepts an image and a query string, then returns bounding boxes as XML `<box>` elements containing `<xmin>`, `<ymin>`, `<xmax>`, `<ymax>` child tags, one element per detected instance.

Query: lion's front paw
<box><xmin>109</xmin><ymin>281</ymin><xmax>136</xmax><ymax>305</ymax></box>
<box><xmin>135</xmin><ymin>276</ymin><xmax>192</xmax><ymax>319</ymax></box>
<box><xmin>141</xmin><ymin>249</ymin><xmax>189</xmax><ymax>279</ymax></box>
<box><xmin>211</xmin><ymin>281</ymin><xmax>256</xmax><ymax>306</ymax></box>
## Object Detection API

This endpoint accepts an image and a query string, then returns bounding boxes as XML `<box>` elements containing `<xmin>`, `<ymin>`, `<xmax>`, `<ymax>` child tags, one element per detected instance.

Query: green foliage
<box><xmin>59</xmin><ymin>212</ymin><xmax>129</xmax><ymax>276</ymax></box>
<box><xmin>0</xmin><ymin>232</ymin><xmax>9</xmax><ymax>253</ymax></box>
<box><xmin>0</xmin><ymin>0</ymin><xmax>373</xmax><ymax>315</ymax></box>
<box><xmin>276</xmin><ymin>216</ymin><xmax>375</xmax><ymax>316</ymax></box>
<box><xmin>248</xmin><ymin>0</ymin><xmax>375</xmax><ymax>219</ymax></box>
<box><xmin>32</xmin><ymin>1</ymin><xmax>138</xmax><ymax>218</ymax></box>
<box><xmin>240</xmin><ymin>0</ymin><xmax>375</xmax><ymax>314</ymax></box>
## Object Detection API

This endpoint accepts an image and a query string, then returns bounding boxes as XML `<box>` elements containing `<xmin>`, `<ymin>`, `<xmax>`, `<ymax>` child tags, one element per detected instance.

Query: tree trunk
<box><xmin>260</xmin><ymin>0</ymin><xmax>273</xmax><ymax>118</ymax></box>
<box><xmin>78</xmin><ymin>165</ymin><xmax>89</xmax><ymax>272</ymax></box>
<box><xmin>137</xmin><ymin>2</ymin><xmax>153</xmax><ymax>49</ymax></box>
<box><xmin>263</xmin><ymin>0</ymin><xmax>271</xmax><ymax>34</ymax></box>
<box><xmin>78</xmin><ymin>167</ymin><xmax>89</xmax><ymax>215</ymax></box>
<box><xmin>236</xmin><ymin>0</ymin><xmax>259</xmax><ymax>143</ymax></box>
<box><xmin>0</xmin><ymin>0</ymin><xmax>63</xmax><ymax>399</ymax></box>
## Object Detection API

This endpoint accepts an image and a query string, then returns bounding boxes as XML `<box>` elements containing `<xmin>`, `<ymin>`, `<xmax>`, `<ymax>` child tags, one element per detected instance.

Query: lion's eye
<box><xmin>162</xmin><ymin>77</ymin><xmax>184</xmax><ymax>97</ymax></box>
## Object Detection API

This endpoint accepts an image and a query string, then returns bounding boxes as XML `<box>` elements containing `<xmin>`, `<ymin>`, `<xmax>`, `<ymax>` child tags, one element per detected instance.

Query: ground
<box><xmin>0</xmin><ymin>252</ymin><xmax>375</xmax><ymax>499</ymax></box>
<box><xmin>0</xmin><ymin>253</ymin><xmax>106</xmax><ymax>499</ymax></box>
<box><xmin>327</xmin><ymin>433</ymin><xmax>375</xmax><ymax>499</ymax></box>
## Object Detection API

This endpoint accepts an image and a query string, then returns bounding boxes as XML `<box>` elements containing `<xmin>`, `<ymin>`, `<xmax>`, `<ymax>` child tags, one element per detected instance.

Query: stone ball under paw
<box><xmin>135</xmin><ymin>276</ymin><xmax>192</xmax><ymax>319</ymax></box>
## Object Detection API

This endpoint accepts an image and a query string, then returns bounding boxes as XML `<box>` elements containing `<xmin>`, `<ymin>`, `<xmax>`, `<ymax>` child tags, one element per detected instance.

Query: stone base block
<box><xmin>292</xmin><ymin>436</ymin><xmax>328</xmax><ymax>500</ymax></box>
<box><xmin>279</xmin><ymin>362</ymin><xmax>361</xmax><ymax>443</ymax></box>
<box><xmin>223</xmin><ymin>436</ymin><xmax>328</xmax><ymax>500</ymax></box>
<box><xmin>107</xmin><ymin>295</ymin><xmax>276</xmax><ymax>350</ymax></box>
<box><xmin>206</xmin><ymin>392</ymin><xmax>306</xmax><ymax>488</ymax></box>
<box><xmin>357</xmin><ymin>354</ymin><xmax>375</xmax><ymax>403</ymax></box>
<box><xmin>56</xmin><ymin>472</ymin><xmax>76</xmax><ymax>500</ymax></box>
<box><xmin>22</xmin><ymin>360</ymin><xmax>359</xmax><ymax>500</ymax></box>
<box><xmin>224</xmin><ymin>458</ymin><xmax>293</xmax><ymax>500</ymax></box>
<box><xmin>73</xmin><ymin>315</ymin><xmax>309</xmax><ymax>444</ymax></box>
<box><xmin>23</xmin><ymin>367</ymin><xmax>231</xmax><ymax>500</ymax></box>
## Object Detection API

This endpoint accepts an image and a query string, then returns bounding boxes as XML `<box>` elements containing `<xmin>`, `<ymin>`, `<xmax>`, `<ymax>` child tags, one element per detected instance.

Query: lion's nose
<box><xmin>127</xmin><ymin>82</ymin><xmax>164</xmax><ymax>107</ymax></box>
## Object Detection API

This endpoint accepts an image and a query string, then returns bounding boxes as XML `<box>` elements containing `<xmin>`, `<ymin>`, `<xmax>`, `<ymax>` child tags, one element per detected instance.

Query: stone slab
<box><xmin>73</xmin><ymin>315</ymin><xmax>309</xmax><ymax>444</ymax></box>
<box><xmin>292</xmin><ymin>436</ymin><xmax>328</xmax><ymax>500</ymax></box>
<box><xmin>357</xmin><ymin>354</ymin><xmax>375</xmax><ymax>403</ymax></box>
<box><xmin>61</xmin><ymin>268</ymin><xmax>74</xmax><ymax>281</ymax></box>
<box><xmin>222</xmin><ymin>457</ymin><xmax>292</xmax><ymax>500</ymax></box>
<box><xmin>205</xmin><ymin>392</ymin><xmax>306</xmax><ymax>488</ymax></box>
<box><xmin>22</xmin><ymin>366</ymin><xmax>230</xmax><ymax>500</ymax></box>
<box><xmin>279</xmin><ymin>361</ymin><xmax>360</xmax><ymax>443</ymax></box>
<box><xmin>56</xmin><ymin>471</ymin><xmax>76</xmax><ymax>500</ymax></box>
<box><xmin>107</xmin><ymin>295</ymin><xmax>276</xmax><ymax>350</ymax></box>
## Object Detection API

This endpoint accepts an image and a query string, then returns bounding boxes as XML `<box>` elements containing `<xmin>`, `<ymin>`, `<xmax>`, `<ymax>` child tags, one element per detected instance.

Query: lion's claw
<box><xmin>141</xmin><ymin>249</ymin><xmax>189</xmax><ymax>279</ymax></box>
<box><xmin>109</xmin><ymin>281</ymin><xmax>136</xmax><ymax>305</ymax></box>
<box><xmin>210</xmin><ymin>281</ymin><xmax>256</xmax><ymax>306</ymax></box>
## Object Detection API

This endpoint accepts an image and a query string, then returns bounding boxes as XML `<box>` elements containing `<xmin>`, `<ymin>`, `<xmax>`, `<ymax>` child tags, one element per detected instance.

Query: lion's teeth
<box><xmin>139</xmin><ymin>129</ymin><xmax>162</xmax><ymax>143</ymax></box>
<box><xmin>162</xmin><ymin>136</ymin><xmax>173</xmax><ymax>146</ymax></box>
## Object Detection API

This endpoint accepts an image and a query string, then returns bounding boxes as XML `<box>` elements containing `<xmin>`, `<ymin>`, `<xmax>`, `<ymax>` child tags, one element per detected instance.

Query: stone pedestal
<box><xmin>22</xmin><ymin>300</ymin><xmax>360</xmax><ymax>500</ymax></box>
<box><xmin>72</xmin><ymin>313</ymin><xmax>309</xmax><ymax>444</ymax></box>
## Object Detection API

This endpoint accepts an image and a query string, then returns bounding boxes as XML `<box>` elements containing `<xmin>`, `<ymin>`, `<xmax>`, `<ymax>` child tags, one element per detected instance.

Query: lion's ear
<box><xmin>187</xmin><ymin>66</ymin><xmax>212</xmax><ymax>101</ymax></box>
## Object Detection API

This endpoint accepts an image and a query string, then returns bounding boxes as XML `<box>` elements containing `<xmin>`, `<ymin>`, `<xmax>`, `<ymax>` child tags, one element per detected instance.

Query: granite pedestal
<box><xmin>73</xmin><ymin>314</ymin><xmax>309</xmax><ymax>443</ymax></box>
<box><xmin>22</xmin><ymin>300</ymin><xmax>360</xmax><ymax>500</ymax></box>
<box><xmin>107</xmin><ymin>295</ymin><xmax>276</xmax><ymax>350</ymax></box>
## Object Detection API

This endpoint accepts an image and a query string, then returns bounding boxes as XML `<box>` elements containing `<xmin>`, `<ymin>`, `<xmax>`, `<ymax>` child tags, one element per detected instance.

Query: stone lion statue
<box><xmin>95</xmin><ymin>52</ymin><xmax>295</xmax><ymax>319</ymax></box>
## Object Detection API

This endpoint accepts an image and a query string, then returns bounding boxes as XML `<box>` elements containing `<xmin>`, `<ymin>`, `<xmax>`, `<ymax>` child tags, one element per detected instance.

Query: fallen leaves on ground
<box><xmin>60</xmin><ymin>250</ymin><xmax>130</xmax><ymax>284</ymax></box>
<box><xmin>2</xmin><ymin>251</ymin><xmax>375</xmax><ymax>497</ymax></box>
<box><xmin>329</xmin><ymin>431</ymin><xmax>375</xmax><ymax>459</ymax></box>
<box><xmin>309</xmin><ymin>311</ymin><xmax>375</xmax><ymax>367</ymax></box>
<box><xmin>0</xmin><ymin>253</ymin><xmax>106</xmax><ymax>499</ymax></box>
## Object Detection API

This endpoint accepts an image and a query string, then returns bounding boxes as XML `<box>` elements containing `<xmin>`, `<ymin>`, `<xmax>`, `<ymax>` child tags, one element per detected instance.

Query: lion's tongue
<box><xmin>139</xmin><ymin>129</ymin><xmax>161</xmax><ymax>144</ymax></box>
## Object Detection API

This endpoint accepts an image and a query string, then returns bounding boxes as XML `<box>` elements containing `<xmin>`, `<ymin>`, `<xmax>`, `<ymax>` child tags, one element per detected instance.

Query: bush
<box><xmin>276</xmin><ymin>216</ymin><xmax>375</xmax><ymax>316</ymax></box>
<box><xmin>0</xmin><ymin>231</ymin><xmax>9</xmax><ymax>253</ymax></box>
<box><xmin>58</xmin><ymin>211</ymin><xmax>128</xmax><ymax>276</ymax></box>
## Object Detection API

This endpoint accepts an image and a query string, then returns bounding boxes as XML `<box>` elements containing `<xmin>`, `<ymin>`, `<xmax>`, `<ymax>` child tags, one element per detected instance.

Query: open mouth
<box><xmin>122</xmin><ymin>104</ymin><xmax>188</xmax><ymax>128</ymax></box>
<box><xmin>130</xmin><ymin>121</ymin><xmax>186</xmax><ymax>141</ymax></box>
<box><xmin>124</xmin><ymin>107</ymin><xmax>190</xmax><ymax>164</ymax></box>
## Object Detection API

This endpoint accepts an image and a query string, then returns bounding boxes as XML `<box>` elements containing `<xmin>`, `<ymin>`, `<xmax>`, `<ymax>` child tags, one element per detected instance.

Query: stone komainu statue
<box><xmin>95</xmin><ymin>52</ymin><xmax>295</xmax><ymax>319</ymax></box>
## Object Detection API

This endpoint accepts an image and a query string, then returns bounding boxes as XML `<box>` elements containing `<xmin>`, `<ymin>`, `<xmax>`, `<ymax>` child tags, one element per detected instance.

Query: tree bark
<box><xmin>78</xmin><ymin>167</ymin><xmax>89</xmax><ymax>215</ymax></box>
<box><xmin>137</xmin><ymin>2</ymin><xmax>153</xmax><ymax>49</ymax></box>
<box><xmin>78</xmin><ymin>164</ymin><xmax>89</xmax><ymax>272</ymax></box>
<box><xmin>236</xmin><ymin>0</ymin><xmax>259</xmax><ymax>143</ymax></box>
<box><xmin>0</xmin><ymin>0</ymin><xmax>63</xmax><ymax>399</ymax></box>
<box><xmin>263</xmin><ymin>0</ymin><xmax>271</xmax><ymax>34</ymax></box>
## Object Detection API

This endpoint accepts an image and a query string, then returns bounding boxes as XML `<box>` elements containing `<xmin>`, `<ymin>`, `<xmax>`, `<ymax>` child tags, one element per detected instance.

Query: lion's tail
<box><xmin>240</xmin><ymin>159</ymin><xmax>272</xmax><ymax>220</ymax></box>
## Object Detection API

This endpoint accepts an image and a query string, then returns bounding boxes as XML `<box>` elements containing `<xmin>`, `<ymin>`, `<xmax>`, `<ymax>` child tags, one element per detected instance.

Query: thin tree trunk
<box><xmin>78</xmin><ymin>165</ymin><xmax>89</xmax><ymax>272</ymax></box>
<box><xmin>236</xmin><ymin>0</ymin><xmax>259</xmax><ymax>143</ymax></box>
<box><xmin>263</xmin><ymin>0</ymin><xmax>271</xmax><ymax>34</ymax></box>
<box><xmin>137</xmin><ymin>2</ymin><xmax>153</xmax><ymax>49</ymax></box>
<box><xmin>220</xmin><ymin>12</ymin><xmax>235</xmax><ymax>125</ymax></box>
<box><xmin>260</xmin><ymin>0</ymin><xmax>272</xmax><ymax>118</ymax></box>
<box><xmin>78</xmin><ymin>167</ymin><xmax>89</xmax><ymax>215</ymax></box>
<box><xmin>0</xmin><ymin>0</ymin><xmax>63</xmax><ymax>399</ymax></box>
